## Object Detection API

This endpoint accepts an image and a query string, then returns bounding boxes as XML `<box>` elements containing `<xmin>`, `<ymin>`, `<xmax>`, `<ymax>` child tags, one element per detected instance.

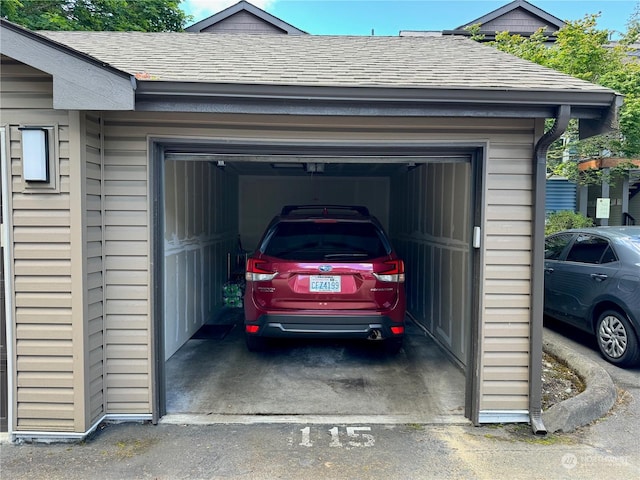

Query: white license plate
<box><xmin>310</xmin><ymin>275</ymin><xmax>341</xmax><ymax>293</ymax></box>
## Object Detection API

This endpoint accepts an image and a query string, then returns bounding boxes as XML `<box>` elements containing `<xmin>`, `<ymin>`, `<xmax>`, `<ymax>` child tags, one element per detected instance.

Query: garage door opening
<box><xmin>151</xmin><ymin>141</ymin><xmax>483</xmax><ymax>424</ymax></box>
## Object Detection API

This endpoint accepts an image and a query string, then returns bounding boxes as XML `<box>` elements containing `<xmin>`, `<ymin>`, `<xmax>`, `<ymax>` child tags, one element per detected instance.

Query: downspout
<box><xmin>530</xmin><ymin>104</ymin><xmax>571</xmax><ymax>435</ymax></box>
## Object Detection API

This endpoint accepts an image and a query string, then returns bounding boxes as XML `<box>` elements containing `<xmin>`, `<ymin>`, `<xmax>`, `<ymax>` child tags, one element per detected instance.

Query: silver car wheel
<box><xmin>597</xmin><ymin>314</ymin><xmax>628</xmax><ymax>359</ymax></box>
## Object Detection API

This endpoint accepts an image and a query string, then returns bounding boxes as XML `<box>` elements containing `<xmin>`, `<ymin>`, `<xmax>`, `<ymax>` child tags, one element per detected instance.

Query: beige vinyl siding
<box><xmin>480</xmin><ymin>134</ymin><xmax>536</xmax><ymax>411</ymax></box>
<box><xmin>1</xmin><ymin>57</ymin><xmax>76</xmax><ymax>430</ymax></box>
<box><xmin>102</xmin><ymin>121</ymin><xmax>150</xmax><ymax>414</ymax></box>
<box><xmin>84</xmin><ymin>113</ymin><xmax>105</xmax><ymax>425</ymax></box>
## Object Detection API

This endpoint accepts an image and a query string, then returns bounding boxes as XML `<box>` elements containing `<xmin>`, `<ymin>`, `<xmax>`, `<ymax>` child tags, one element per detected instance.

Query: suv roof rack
<box><xmin>280</xmin><ymin>205</ymin><xmax>370</xmax><ymax>216</ymax></box>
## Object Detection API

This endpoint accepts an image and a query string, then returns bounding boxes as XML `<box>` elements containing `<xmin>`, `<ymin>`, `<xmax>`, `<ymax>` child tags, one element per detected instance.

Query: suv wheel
<box><xmin>245</xmin><ymin>334</ymin><xmax>267</xmax><ymax>352</ymax></box>
<box><xmin>383</xmin><ymin>338</ymin><xmax>403</xmax><ymax>355</ymax></box>
<box><xmin>596</xmin><ymin>310</ymin><xmax>640</xmax><ymax>367</ymax></box>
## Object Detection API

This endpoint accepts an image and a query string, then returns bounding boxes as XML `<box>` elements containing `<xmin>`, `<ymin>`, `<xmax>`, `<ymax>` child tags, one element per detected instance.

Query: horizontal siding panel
<box><xmin>486</xmin><ymin>159</ymin><xmax>532</xmax><ymax>175</ymax></box>
<box><xmin>107</xmin><ymin>388</ymin><xmax>149</xmax><ymax>404</ymax></box>
<box><xmin>482</xmin><ymin>381</ymin><xmax>528</xmax><ymax>396</ymax></box>
<box><xmin>481</xmin><ymin>396</ymin><xmax>529</xmax><ymax>410</ymax></box>
<box><xmin>484</xmin><ymin>294</ymin><xmax>530</xmax><ymax>309</ymax></box>
<box><xmin>13</xmin><ymin>226</ymin><xmax>71</xmax><ymax>243</ymax></box>
<box><xmin>16</xmin><ymin>340</ymin><xmax>72</xmax><ymax>356</ymax></box>
<box><xmin>483</xmin><ymin>366</ymin><xmax>529</xmax><ymax>381</ymax></box>
<box><xmin>484</xmin><ymin>337</ymin><xmax>529</xmax><ymax>352</ymax></box>
<box><xmin>484</xmin><ymin>264</ymin><xmax>531</xmax><ymax>279</ymax></box>
<box><xmin>106</xmin><ymin>329</ymin><xmax>148</xmax><ymax>345</ymax></box>
<box><xmin>18</xmin><ymin>388</ymin><xmax>74</xmax><ymax>404</ymax></box>
<box><xmin>88</xmin><ymin>302</ymin><xmax>104</xmax><ymax>321</ymax></box>
<box><xmin>106</xmin><ymin>270</ymin><xmax>147</xmax><ymax>286</ymax></box>
<box><xmin>16</xmin><ymin>419</ymin><xmax>74</xmax><ymax>430</ymax></box>
<box><xmin>106</xmin><ymin>315</ymin><xmax>148</xmax><ymax>330</ymax></box>
<box><xmin>105</xmin><ymin>300</ymin><xmax>148</xmax><ymax>315</ymax></box>
<box><xmin>106</xmin><ymin>285</ymin><xmax>148</xmax><ymax>300</ymax></box>
<box><xmin>16</xmin><ymin>324</ymin><xmax>72</xmax><ymax>340</ymax></box>
<box><xmin>12</xmin><ymin>210</ymin><xmax>71</xmax><ymax>226</ymax></box>
<box><xmin>104</xmin><ymin>241</ymin><xmax>147</xmax><ymax>256</ymax></box>
<box><xmin>106</xmin><ymin>344</ymin><xmax>149</xmax><ymax>359</ymax></box>
<box><xmin>105</xmin><ymin>196</ymin><xmax>148</xmax><ymax>211</ymax></box>
<box><xmin>105</xmin><ymin>256</ymin><xmax>148</xmax><ymax>270</ymax></box>
<box><xmin>483</xmin><ymin>310</ymin><xmax>531</xmax><ymax>324</ymax></box>
<box><xmin>17</xmin><ymin>356</ymin><xmax>73</xmax><ymax>372</ymax></box>
<box><xmin>17</xmin><ymin>404</ymin><xmax>74</xmax><ymax>420</ymax></box>
<box><xmin>15</xmin><ymin>293</ymin><xmax>72</xmax><ymax>308</ymax></box>
<box><xmin>12</xmin><ymin>193</ymin><xmax>70</xmax><ymax>210</ymax></box>
<box><xmin>484</xmin><ymin>251</ymin><xmax>531</xmax><ymax>266</ymax></box>
<box><xmin>104</xmin><ymin>212</ymin><xmax>148</xmax><ymax>227</ymax></box>
<box><xmin>484</xmin><ymin>322</ymin><xmax>530</xmax><ymax>337</ymax></box>
<box><xmin>106</xmin><ymin>358</ymin><xmax>149</xmax><ymax>374</ymax></box>
<box><xmin>104</xmin><ymin>180</ymin><xmax>147</xmax><ymax>196</ymax></box>
<box><xmin>87</xmin><ymin>271</ymin><xmax>102</xmax><ymax>289</ymax></box>
<box><xmin>14</xmin><ymin>276</ymin><xmax>71</xmax><ymax>292</ymax></box>
<box><xmin>15</xmin><ymin>308</ymin><xmax>71</xmax><ymax>324</ymax></box>
<box><xmin>486</xmin><ymin>174</ymin><xmax>532</xmax><ymax>190</ymax></box>
<box><xmin>17</xmin><ymin>372</ymin><xmax>73</xmax><ymax>388</ymax></box>
<box><xmin>106</xmin><ymin>374</ymin><xmax>149</xmax><ymax>389</ymax></box>
<box><xmin>104</xmin><ymin>226</ymin><xmax>148</xmax><ymax>241</ymax></box>
<box><xmin>14</xmin><ymin>259</ymin><xmax>71</xmax><ymax>276</ymax></box>
<box><xmin>485</xmin><ymin>279</ymin><xmax>530</xmax><ymax>294</ymax></box>
<box><xmin>1</xmin><ymin>92</ymin><xmax>53</xmax><ymax>109</ymax></box>
<box><xmin>89</xmin><ymin>331</ymin><xmax>104</xmax><ymax>351</ymax></box>
<box><xmin>486</xmin><ymin>205</ymin><xmax>532</xmax><ymax>221</ymax></box>
<box><xmin>485</xmin><ymin>236</ymin><xmax>531</xmax><ymax>251</ymax></box>
<box><xmin>485</xmin><ymin>221</ymin><xmax>531</xmax><ymax>236</ymax></box>
<box><xmin>486</xmin><ymin>190</ymin><xmax>532</xmax><ymax>206</ymax></box>
<box><xmin>104</xmin><ymin>165</ymin><xmax>147</xmax><ymax>181</ymax></box>
<box><xmin>483</xmin><ymin>352</ymin><xmax>529</xmax><ymax>367</ymax></box>
<box><xmin>13</xmin><ymin>244</ymin><xmax>71</xmax><ymax>259</ymax></box>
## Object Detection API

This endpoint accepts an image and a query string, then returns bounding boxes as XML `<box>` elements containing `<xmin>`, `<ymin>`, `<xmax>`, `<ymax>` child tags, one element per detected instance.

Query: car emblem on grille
<box><xmin>319</xmin><ymin>265</ymin><xmax>332</xmax><ymax>272</ymax></box>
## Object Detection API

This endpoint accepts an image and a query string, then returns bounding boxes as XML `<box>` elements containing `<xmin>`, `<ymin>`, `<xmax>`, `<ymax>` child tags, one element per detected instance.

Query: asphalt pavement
<box><xmin>1</xmin><ymin>322</ymin><xmax>639</xmax><ymax>480</ymax></box>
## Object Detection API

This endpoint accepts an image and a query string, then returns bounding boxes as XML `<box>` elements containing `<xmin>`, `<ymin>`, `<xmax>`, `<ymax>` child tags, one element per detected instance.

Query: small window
<box><xmin>566</xmin><ymin>235</ymin><xmax>610</xmax><ymax>264</ymax></box>
<box><xmin>545</xmin><ymin>233</ymin><xmax>573</xmax><ymax>260</ymax></box>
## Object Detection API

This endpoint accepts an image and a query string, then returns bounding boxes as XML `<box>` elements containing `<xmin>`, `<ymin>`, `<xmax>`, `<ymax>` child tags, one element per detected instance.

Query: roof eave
<box><xmin>0</xmin><ymin>19</ymin><xmax>135</xmax><ymax>110</ymax></box>
<box><xmin>134</xmin><ymin>81</ymin><xmax>620</xmax><ymax>134</ymax></box>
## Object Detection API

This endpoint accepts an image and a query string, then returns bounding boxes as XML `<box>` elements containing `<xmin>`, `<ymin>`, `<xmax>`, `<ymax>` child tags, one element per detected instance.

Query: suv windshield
<box><xmin>262</xmin><ymin>221</ymin><xmax>390</xmax><ymax>260</ymax></box>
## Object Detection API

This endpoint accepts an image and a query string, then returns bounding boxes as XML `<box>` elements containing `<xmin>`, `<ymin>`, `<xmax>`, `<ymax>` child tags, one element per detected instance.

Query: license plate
<box><xmin>310</xmin><ymin>275</ymin><xmax>341</xmax><ymax>293</ymax></box>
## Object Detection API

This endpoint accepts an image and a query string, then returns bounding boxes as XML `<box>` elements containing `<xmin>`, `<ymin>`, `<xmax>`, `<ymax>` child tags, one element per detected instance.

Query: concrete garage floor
<box><xmin>164</xmin><ymin>311</ymin><xmax>467</xmax><ymax>425</ymax></box>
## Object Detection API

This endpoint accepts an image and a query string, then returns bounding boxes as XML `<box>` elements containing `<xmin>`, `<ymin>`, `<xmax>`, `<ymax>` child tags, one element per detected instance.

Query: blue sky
<box><xmin>182</xmin><ymin>1</ymin><xmax>638</xmax><ymax>37</ymax></box>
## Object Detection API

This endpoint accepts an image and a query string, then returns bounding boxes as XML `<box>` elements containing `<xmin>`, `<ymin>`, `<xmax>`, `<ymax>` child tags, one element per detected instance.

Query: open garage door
<box><xmin>152</xmin><ymin>140</ymin><xmax>482</xmax><ymax>423</ymax></box>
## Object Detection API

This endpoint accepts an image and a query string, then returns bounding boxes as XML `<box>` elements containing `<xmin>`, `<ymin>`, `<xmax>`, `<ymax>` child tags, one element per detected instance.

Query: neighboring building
<box><xmin>401</xmin><ymin>0</ymin><xmax>565</xmax><ymax>41</ymax></box>
<box><xmin>186</xmin><ymin>0</ymin><xmax>307</xmax><ymax>34</ymax></box>
<box><xmin>0</xmin><ymin>18</ymin><xmax>620</xmax><ymax>441</ymax></box>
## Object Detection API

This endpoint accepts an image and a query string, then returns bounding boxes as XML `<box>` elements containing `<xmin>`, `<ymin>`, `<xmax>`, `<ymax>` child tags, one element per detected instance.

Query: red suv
<box><xmin>244</xmin><ymin>205</ymin><xmax>406</xmax><ymax>353</ymax></box>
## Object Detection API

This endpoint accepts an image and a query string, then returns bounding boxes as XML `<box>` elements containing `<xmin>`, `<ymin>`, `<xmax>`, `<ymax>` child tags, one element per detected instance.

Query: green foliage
<box><xmin>0</xmin><ymin>0</ymin><xmax>191</xmax><ymax>32</ymax></box>
<box><xmin>545</xmin><ymin>211</ymin><xmax>595</xmax><ymax>235</ymax></box>
<box><xmin>485</xmin><ymin>12</ymin><xmax>640</xmax><ymax>171</ymax></box>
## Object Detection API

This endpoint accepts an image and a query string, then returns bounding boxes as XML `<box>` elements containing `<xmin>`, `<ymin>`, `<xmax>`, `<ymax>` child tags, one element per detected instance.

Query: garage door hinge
<box><xmin>473</xmin><ymin>226</ymin><xmax>481</xmax><ymax>249</ymax></box>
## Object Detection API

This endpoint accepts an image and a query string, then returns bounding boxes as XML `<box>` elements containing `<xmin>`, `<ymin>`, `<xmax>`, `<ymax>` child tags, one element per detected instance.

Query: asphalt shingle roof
<box><xmin>39</xmin><ymin>31</ymin><xmax>611</xmax><ymax>93</ymax></box>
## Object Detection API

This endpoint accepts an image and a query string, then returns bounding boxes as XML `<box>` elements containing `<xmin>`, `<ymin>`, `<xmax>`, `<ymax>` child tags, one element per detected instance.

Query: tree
<box><xmin>472</xmin><ymin>12</ymin><xmax>640</xmax><ymax>184</ymax></box>
<box><xmin>0</xmin><ymin>0</ymin><xmax>191</xmax><ymax>32</ymax></box>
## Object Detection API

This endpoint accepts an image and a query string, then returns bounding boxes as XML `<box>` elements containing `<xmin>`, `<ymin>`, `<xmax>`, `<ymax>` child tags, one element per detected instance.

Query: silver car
<box><xmin>544</xmin><ymin>227</ymin><xmax>640</xmax><ymax>367</ymax></box>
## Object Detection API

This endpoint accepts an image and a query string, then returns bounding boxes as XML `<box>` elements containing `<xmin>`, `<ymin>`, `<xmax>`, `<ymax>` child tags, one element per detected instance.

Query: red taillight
<box><xmin>373</xmin><ymin>260</ymin><xmax>405</xmax><ymax>283</ymax></box>
<box><xmin>245</xmin><ymin>258</ymin><xmax>278</xmax><ymax>281</ymax></box>
<box><xmin>391</xmin><ymin>326</ymin><xmax>405</xmax><ymax>335</ymax></box>
<box><xmin>245</xmin><ymin>325</ymin><xmax>260</xmax><ymax>334</ymax></box>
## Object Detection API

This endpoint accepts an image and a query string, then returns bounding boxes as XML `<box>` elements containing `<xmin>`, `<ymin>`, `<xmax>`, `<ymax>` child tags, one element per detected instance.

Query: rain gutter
<box><xmin>529</xmin><ymin>104</ymin><xmax>571</xmax><ymax>435</ymax></box>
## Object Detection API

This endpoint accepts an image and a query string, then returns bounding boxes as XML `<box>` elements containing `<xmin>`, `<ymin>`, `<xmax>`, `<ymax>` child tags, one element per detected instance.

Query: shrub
<box><xmin>545</xmin><ymin>210</ymin><xmax>595</xmax><ymax>235</ymax></box>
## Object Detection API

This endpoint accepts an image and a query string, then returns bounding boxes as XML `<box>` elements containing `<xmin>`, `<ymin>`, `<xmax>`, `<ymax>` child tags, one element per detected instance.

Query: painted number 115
<box><xmin>299</xmin><ymin>426</ymin><xmax>375</xmax><ymax>448</ymax></box>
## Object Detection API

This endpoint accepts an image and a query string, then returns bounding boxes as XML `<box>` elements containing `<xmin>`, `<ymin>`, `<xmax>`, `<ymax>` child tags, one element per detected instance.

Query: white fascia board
<box><xmin>1</xmin><ymin>24</ymin><xmax>135</xmax><ymax>110</ymax></box>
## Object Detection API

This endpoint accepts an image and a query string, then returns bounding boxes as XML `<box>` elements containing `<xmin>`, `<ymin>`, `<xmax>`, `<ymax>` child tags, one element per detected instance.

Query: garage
<box><xmin>0</xmin><ymin>21</ymin><xmax>621</xmax><ymax>441</ymax></box>
<box><xmin>158</xmin><ymin>144</ymin><xmax>478</xmax><ymax>422</ymax></box>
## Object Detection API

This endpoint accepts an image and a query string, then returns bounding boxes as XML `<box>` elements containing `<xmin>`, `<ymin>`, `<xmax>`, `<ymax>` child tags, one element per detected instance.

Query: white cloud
<box><xmin>184</xmin><ymin>0</ymin><xmax>278</xmax><ymax>21</ymax></box>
